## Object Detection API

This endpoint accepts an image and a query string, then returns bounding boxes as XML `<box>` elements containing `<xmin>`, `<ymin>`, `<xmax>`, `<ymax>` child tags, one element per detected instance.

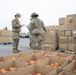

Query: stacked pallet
<box><xmin>42</xmin><ymin>26</ymin><xmax>58</xmax><ymax>51</ymax></box>
<box><xmin>59</xmin><ymin>14</ymin><xmax>76</xmax><ymax>53</ymax></box>
<box><xmin>0</xmin><ymin>30</ymin><xmax>13</xmax><ymax>44</ymax></box>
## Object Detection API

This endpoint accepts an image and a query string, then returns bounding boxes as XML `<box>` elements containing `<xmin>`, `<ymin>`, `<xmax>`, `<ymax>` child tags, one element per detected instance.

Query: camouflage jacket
<box><xmin>28</xmin><ymin>17</ymin><xmax>46</xmax><ymax>34</ymax></box>
<box><xmin>12</xmin><ymin>18</ymin><xmax>22</xmax><ymax>32</ymax></box>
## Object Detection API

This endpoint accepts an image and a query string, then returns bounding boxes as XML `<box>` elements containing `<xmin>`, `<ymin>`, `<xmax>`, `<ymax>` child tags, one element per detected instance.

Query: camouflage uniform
<box><xmin>12</xmin><ymin>13</ymin><xmax>22</xmax><ymax>53</ymax></box>
<box><xmin>28</xmin><ymin>13</ymin><xmax>46</xmax><ymax>49</ymax></box>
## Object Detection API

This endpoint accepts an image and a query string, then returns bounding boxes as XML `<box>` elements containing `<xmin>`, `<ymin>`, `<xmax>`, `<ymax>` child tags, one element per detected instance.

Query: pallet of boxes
<box><xmin>42</xmin><ymin>25</ymin><xmax>59</xmax><ymax>51</ymax></box>
<box><xmin>59</xmin><ymin>14</ymin><xmax>76</xmax><ymax>54</ymax></box>
<box><xmin>0</xmin><ymin>30</ymin><xmax>13</xmax><ymax>44</ymax></box>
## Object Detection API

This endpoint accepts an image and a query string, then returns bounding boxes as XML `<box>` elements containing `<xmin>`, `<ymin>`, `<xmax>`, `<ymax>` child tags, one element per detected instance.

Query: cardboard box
<box><xmin>59</xmin><ymin>37</ymin><xmax>67</xmax><ymax>44</ymax></box>
<box><xmin>72</xmin><ymin>30</ymin><xmax>76</xmax><ymax>37</ymax></box>
<box><xmin>1</xmin><ymin>30</ymin><xmax>12</xmax><ymax>37</ymax></box>
<box><xmin>2</xmin><ymin>54</ymin><xmax>22</xmax><ymax>61</ymax></box>
<box><xmin>4</xmin><ymin>64</ymin><xmax>57</xmax><ymax>75</ymax></box>
<box><xmin>68</xmin><ymin>44</ymin><xmax>74</xmax><ymax>51</ymax></box>
<box><xmin>66</xmin><ymin>14</ymin><xmax>76</xmax><ymax>17</ymax></box>
<box><xmin>59</xmin><ymin>17</ymin><xmax>65</xmax><ymax>25</ymax></box>
<box><xmin>67</xmin><ymin>55</ymin><xmax>76</xmax><ymax>61</ymax></box>
<box><xmin>69</xmin><ymin>23</ymin><xmax>76</xmax><ymax>30</ymax></box>
<box><xmin>65</xmin><ymin>31</ymin><xmax>72</xmax><ymax>37</ymax></box>
<box><xmin>17</xmin><ymin>54</ymin><xmax>46</xmax><ymax>64</ymax></box>
<box><xmin>42</xmin><ymin>44</ymin><xmax>56</xmax><ymax>51</ymax></box>
<box><xmin>68</xmin><ymin>37</ymin><xmax>74</xmax><ymax>44</ymax></box>
<box><xmin>63</xmin><ymin>60</ymin><xmax>76</xmax><ymax>75</ymax></box>
<box><xmin>59</xmin><ymin>25</ymin><xmax>68</xmax><ymax>31</ymax></box>
<box><xmin>0</xmin><ymin>60</ymin><xmax>28</xmax><ymax>70</ymax></box>
<box><xmin>52</xmin><ymin>52</ymin><xmax>72</xmax><ymax>59</ymax></box>
<box><xmin>58</xmin><ymin>31</ymin><xmax>65</xmax><ymax>37</ymax></box>
<box><xmin>65</xmin><ymin>18</ymin><xmax>70</xmax><ymax>25</ymax></box>
<box><xmin>37</xmin><ymin>57</ymin><xmax>68</xmax><ymax>73</ymax></box>
<box><xmin>0</xmin><ymin>36</ymin><xmax>13</xmax><ymax>43</ymax></box>
<box><xmin>58</xmin><ymin>71</ymin><xmax>76</xmax><ymax>75</ymax></box>
<box><xmin>59</xmin><ymin>43</ymin><xmax>67</xmax><ymax>51</ymax></box>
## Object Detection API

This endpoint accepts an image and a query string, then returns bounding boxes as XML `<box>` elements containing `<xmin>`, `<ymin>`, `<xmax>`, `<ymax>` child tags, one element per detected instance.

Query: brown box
<box><xmin>65</xmin><ymin>18</ymin><xmax>70</xmax><ymax>25</ymax></box>
<box><xmin>0</xmin><ymin>60</ymin><xmax>28</xmax><ymax>70</ymax></box>
<box><xmin>42</xmin><ymin>44</ymin><xmax>56</xmax><ymax>51</ymax></box>
<box><xmin>72</xmin><ymin>30</ymin><xmax>76</xmax><ymax>37</ymax></box>
<box><xmin>66</xmin><ymin>14</ymin><xmax>76</xmax><ymax>17</ymax></box>
<box><xmin>58</xmin><ymin>31</ymin><xmax>65</xmax><ymax>37</ymax></box>
<box><xmin>37</xmin><ymin>57</ymin><xmax>68</xmax><ymax>73</ymax></box>
<box><xmin>59</xmin><ymin>37</ymin><xmax>67</xmax><ymax>44</ymax></box>
<box><xmin>52</xmin><ymin>52</ymin><xmax>72</xmax><ymax>59</ymax></box>
<box><xmin>7</xmin><ymin>64</ymin><xmax>57</xmax><ymax>75</ymax></box>
<box><xmin>63</xmin><ymin>60</ymin><xmax>76</xmax><ymax>75</ymax></box>
<box><xmin>68</xmin><ymin>44</ymin><xmax>74</xmax><ymax>51</ymax></box>
<box><xmin>69</xmin><ymin>23</ymin><xmax>76</xmax><ymax>30</ymax></box>
<box><xmin>59</xmin><ymin>43</ymin><xmax>67</xmax><ymax>51</ymax></box>
<box><xmin>68</xmin><ymin>37</ymin><xmax>74</xmax><ymax>44</ymax></box>
<box><xmin>0</xmin><ymin>36</ymin><xmax>13</xmax><ymax>43</ymax></box>
<box><xmin>1</xmin><ymin>30</ymin><xmax>12</xmax><ymax>37</ymax></box>
<box><xmin>65</xmin><ymin>31</ymin><xmax>72</xmax><ymax>37</ymax></box>
<box><xmin>59</xmin><ymin>17</ymin><xmax>65</xmax><ymax>25</ymax></box>
<box><xmin>59</xmin><ymin>25</ymin><xmax>68</xmax><ymax>31</ymax></box>
<box><xmin>58</xmin><ymin>71</ymin><xmax>76</xmax><ymax>75</ymax></box>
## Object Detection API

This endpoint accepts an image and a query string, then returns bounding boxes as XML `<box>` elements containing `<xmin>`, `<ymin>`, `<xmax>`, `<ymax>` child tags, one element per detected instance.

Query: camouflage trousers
<box><xmin>12</xmin><ymin>32</ymin><xmax>20</xmax><ymax>50</ymax></box>
<box><xmin>30</xmin><ymin>33</ymin><xmax>42</xmax><ymax>49</ymax></box>
<box><xmin>13</xmin><ymin>38</ymin><xmax>19</xmax><ymax>49</ymax></box>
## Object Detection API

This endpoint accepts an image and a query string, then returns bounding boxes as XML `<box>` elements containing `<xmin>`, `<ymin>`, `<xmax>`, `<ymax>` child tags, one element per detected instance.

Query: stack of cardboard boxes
<box><xmin>0</xmin><ymin>30</ymin><xmax>13</xmax><ymax>43</ymax></box>
<box><xmin>42</xmin><ymin>26</ymin><xmax>58</xmax><ymax>51</ymax></box>
<box><xmin>59</xmin><ymin>14</ymin><xmax>76</xmax><ymax>53</ymax></box>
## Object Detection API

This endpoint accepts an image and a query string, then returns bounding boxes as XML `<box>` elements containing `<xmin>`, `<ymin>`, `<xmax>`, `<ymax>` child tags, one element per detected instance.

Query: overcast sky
<box><xmin>0</xmin><ymin>0</ymin><xmax>76</xmax><ymax>32</ymax></box>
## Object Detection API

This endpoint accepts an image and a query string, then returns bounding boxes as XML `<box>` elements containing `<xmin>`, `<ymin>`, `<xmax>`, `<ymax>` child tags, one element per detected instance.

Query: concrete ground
<box><xmin>0</xmin><ymin>38</ymin><xmax>31</xmax><ymax>56</ymax></box>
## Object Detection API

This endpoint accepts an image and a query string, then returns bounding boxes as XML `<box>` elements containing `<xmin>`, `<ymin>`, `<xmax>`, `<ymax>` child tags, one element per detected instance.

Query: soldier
<box><xmin>28</xmin><ymin>12</ymin><xmax>47</xmax><ymax>49</ymax></box>
<box><xmin>11</xmin><ymin>13</ymin><xmax>23</xmax><ymax>53</ymax></box>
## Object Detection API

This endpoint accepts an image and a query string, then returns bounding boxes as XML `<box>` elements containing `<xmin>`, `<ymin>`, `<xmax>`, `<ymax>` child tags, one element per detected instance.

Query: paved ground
<box><xmin>0</xmin><ymin>38</ymin><xmax>31</xmax><ymax>56</ymax></box>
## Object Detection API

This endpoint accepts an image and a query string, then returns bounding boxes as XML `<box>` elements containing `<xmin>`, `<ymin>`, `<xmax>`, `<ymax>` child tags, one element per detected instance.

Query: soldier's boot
<box><xmin>13</xmin><ymin>48</ymin><xmax>18</xmax><ymax>53</ymax></box>
<box><xmin>16</xmin><ymin>47</ymin><xmax>21</xmax><ymax>52</ymax></box>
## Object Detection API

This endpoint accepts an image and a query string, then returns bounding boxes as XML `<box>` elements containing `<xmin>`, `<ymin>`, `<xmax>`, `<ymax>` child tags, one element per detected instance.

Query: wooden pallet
<box><xmin>58</xmin><ymin>50</ymin><xmax>76</xmax><ymax>54</ymax></box>
<box><xmin>0</xmin><ymin>42</ymin><xmax>12</xmax><ymax>45</ymax></box>
<box><xmin>65</xmin><ymin>51</ymin><xmax>76</xmax><ymax>54</ymax></box>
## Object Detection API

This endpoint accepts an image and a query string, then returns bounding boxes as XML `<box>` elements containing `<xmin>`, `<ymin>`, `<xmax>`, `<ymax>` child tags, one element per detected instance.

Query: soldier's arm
<box><xmin>12</xmin><ymin>20</ymin><xmax>21</xmax><ymax>28</ymax></box>
<box><xmin>42</xmin><ymin>21</ymin><xmax>47</xmax><ymax>32</ymax></box>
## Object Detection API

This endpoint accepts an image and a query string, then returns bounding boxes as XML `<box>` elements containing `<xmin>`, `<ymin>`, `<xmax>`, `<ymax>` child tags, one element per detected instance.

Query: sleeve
<box><xmin>12</xmin><ymin>19</ymin><xmax>21</xmax><ymax>28</ymax></box>
<box><xmin>42</xmin><ymin>21</ymin><xmax>47</xmax><ymax>32</ymax></box>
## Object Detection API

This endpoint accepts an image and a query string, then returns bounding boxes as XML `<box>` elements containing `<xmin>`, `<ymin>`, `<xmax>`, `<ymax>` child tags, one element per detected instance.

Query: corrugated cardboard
<box><xmin>65</xmin><ymin>18</ymin><xmax>70</xmax><ymax>25</ymax></box>
<box><xmin>42</xmin><ymin>44</ymin><xmax>56</xmax><ymax>51</ymax></box>
<box><xmin>58</xmin><ymin>31</ymin><xmax>65</xmax><ymax>37</ymax></box>
<box><xmin>69</xmin><ymin>23</ymin><xmax>76</xmax><ymax>30</ymax></box>
<box><xmin>72</xmin><ymin>30</ymin><xmax>76</xmax><ymax>37</ymax></box>
<box><xmin>65</xmin><ymin>31</ymin><xmax>72</xmax><ymax>37</ymax></box>
<box><xmin>68</xmin><ymin>37</ymin><xmax>74</xmax><ymax>44</ymax></box>
<box><xmin>0</xmin><ymin>60</ymin><xmax>28</xmax><ymax>70</ymax></box>
<box><xmin>1</xmin><ymin>30</ymin><xmax>12</xmax><ymax>37</ymax></box>
<box><xmin>5</xmin><ymin>64</ymin><xmax>57</xmax><ymax>75</ymax></box>
<box><xmin>59</xmin><ymin>37</ymin><xmax>67</xmax><ymax>44</ymax></box>
<box><xmin>68</xmin><ymin>44</ymin><xmax>74</xmax><ymax>51</ymax></box>
<box><xmin>52</xmin><ymin>52</ymin><xmax>72</xmax><ymax>59</ymax></box>
<box><xmin>0</xmin><ymin>36</ymin><xmax>13</xmax><ymax>43</ymax></box>
<box><xmin>59</xmin><ymin>43</ymin><xmax>67</xmax><ymax>51</ymax></box>
<box><xmin>58</xmin><ymin>71</ymin><xmax>76</xmax><ymax>75</ymax></box>
<box><xmin>63</xmin><ymin>60</ymin><xmax>76</xmax><ymax>75</ymax></box>
<box><xmin>59</xmin><ymin>17</ymin><xmax>65</xmax><ymax>25</ymax></box>
<box><xmin>59</xmin><ymin>25</ymin><xmax>68</xmax><ymax>31</ymax></box>
<box><xmin>66</xmin><ymin>14</ymin><xmax>76</xmax><ymax>17</ymax></box>
<box><xmin>37</xmin><ymin>57</ymin><xmax>68</xmax><ymax>73</ymax></box>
